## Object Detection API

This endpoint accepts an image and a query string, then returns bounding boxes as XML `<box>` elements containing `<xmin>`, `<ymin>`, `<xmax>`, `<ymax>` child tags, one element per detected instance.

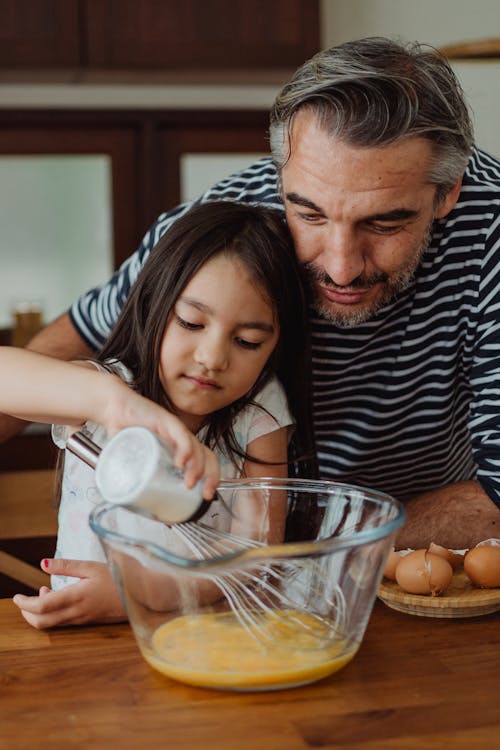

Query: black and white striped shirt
<box><xmin>70</xmin><ymin>147</ymin><xmax>500</xmax><ymax>508</ymax></box>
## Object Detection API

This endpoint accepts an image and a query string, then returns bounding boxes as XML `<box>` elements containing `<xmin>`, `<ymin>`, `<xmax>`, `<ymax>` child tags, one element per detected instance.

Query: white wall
<box><xmin>452</xmin><ymin>61</ymin><xmax>500</xmax><ymax>158</ymax></box>
<box><xmin>320</xmin><ymin>0</ymin><xmax>500</xmax><ymax>158</ymax></box>
<box><xmin>320</xmin><ymin>0</ymin><xmax>500</xmax><ymax>48</ymax></box>
<box><xmin>0</xmin><ymin>156</ymin><xmax>112</xmax><ymax>328</ymax></box>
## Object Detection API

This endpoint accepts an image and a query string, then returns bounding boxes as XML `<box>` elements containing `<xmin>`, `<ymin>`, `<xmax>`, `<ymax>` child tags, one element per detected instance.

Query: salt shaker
<box><xmin>66</xmin><ymin>426</ymin><xmax>209</xmax><ymax>524</ymax></box>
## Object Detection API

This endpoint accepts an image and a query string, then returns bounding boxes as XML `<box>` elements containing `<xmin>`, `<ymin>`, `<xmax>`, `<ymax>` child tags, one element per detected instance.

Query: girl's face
<box><xmin>159</xmin><ymin>253</ymin><xmax>280</xmax><ymax>432</ymax></box>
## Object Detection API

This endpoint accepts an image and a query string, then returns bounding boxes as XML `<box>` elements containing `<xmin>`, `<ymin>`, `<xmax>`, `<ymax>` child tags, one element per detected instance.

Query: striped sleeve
<box><xmin>468</xmin><ymin>200</ymin><xmax>500</xmax><ymax>505</ymax></box>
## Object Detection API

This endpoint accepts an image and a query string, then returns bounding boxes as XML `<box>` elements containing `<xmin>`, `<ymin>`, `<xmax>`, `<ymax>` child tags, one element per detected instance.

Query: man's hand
<box><xmin>12</xmin><ymin>559</ymin><xmax>127</xmax><ymax>629</ymax></box>
<box><xmin>396</xmin><ymin>480</ymin><xmax>500</xmax><ymax>549</ymax></box>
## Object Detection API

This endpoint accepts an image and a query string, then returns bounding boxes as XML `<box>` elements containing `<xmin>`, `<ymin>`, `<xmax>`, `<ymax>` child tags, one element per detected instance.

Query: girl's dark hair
<box><xmin>98</xmin><ymin>200</ymin><xmax>317</xmax><ymax>477</ymax></box>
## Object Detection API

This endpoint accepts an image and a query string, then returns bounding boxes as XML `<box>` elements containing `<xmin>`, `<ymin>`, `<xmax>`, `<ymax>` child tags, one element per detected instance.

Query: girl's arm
<box><xmin>231</xmin><ymin>426</ymin><xmax>289</xmax><ymax>544</ymax></box>
<box><xmin>242</xmin><ymin>427</ymin><xmax>289</xmax><ymax>480</ymax></box>
<box><xmin>0</xmin><ymin>346</ymin><xmax>219</xmax><ymax>498</ymax></box>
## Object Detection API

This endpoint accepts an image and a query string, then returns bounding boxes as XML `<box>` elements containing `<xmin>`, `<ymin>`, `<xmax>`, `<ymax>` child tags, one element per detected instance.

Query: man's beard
<box><xmin>305</xmin><ymin>222</ymin><xmax>433</xmax><ymax>327</ymax></box>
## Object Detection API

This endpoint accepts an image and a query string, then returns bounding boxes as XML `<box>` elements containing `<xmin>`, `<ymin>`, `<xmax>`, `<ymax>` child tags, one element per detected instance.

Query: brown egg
<box><xmin>476</xmin><ymin>537</ymin><xmax>500</xmax><ymax>548</ymax></box>
<box><xmin>395</xmin><ymin>549</ymin><xmax>453</xmax><ymax>596</ymax></box>
<box><xmin>383</xmin><ymin>549</ymin><xmax>405</xmax><ymax>581</ymax></box>
<box><xmin>427</xmin><ymin>542</ymin><xmax>464</xmax><ymax>570</ymax></box>
<box><xmin>464</xmin><ymin>544</ymin><xmax>500</xmax><ymax>588</ymax></box>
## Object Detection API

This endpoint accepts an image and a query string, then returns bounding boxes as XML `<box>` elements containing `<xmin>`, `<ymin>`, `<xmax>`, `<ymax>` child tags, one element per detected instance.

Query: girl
<box><xmin>1</xmin><ymin>200</ymin><xmax>315</xmax><ymax>628</ymax></box>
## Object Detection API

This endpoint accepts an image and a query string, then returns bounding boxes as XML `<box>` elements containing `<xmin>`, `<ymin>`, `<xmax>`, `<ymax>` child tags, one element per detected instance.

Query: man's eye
<box><xmin>299</xmin><ymin>212</ymin><xmax>323</xmax><ymax>223</ymax></box>
<box><xmin>369</xmin><ymin>223</ymin><xmax>402</xmax><ymax>234</ymax></box>
<box><xmin>176</xmin><ymin>315</ymin><xmax>202</xmax><ymax>330</ymax></box>
<box><xmin>236</xmin><ymin>338</ymin><xmax>261</xmax><ymax>350</ymax></box>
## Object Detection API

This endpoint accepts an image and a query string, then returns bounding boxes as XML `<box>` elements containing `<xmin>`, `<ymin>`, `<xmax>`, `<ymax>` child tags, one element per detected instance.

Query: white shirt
<box><xmin>51</xmin><ymin>367</ymin><xmax>293</xmax><ymax>589</ymax></box>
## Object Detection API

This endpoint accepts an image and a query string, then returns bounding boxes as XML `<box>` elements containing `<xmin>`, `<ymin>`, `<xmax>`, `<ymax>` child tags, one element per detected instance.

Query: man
<box><xmin>3</xmin><ymin>37</ymin><xmax>500</xmax><ymax>549</ymax></box>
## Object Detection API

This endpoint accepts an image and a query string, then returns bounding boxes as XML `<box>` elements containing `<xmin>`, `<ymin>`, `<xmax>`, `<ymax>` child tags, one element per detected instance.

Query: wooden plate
<box><xmin>378</xmin><ymin>570</ymin><xmax>500</xmax><ymax>618</ymax></box>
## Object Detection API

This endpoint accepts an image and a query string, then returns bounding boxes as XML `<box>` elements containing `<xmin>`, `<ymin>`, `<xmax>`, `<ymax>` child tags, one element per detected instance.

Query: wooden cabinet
<box><xmin>83</xmin><ymin>0</ymin><xmax>319</xmax><ymax>70</ymax></box>
<box><xmin>0</xmin><ymin>0</ymin><xmax>319</xmax><ymax>73</ymax></box>
<box><xmin>0</xmin><ymin>0</ymin><xmax>79</xmax><ymax>68</ymax></box>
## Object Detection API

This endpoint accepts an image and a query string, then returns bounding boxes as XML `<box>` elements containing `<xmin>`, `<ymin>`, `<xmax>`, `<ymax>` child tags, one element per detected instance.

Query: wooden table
<box><xmin>0</xmin><ymin>470</ymin><xmax>57</xmax><ymax>592</ymax></box>
<box><xmin>1</xmin><ymin>598</ymin><xmax>499</xmax><ymax>750</ymax></box>
<box><xmin>0</xmin><ymin>469</ymin><xmax>57</xmax><ymax>539</ymax></box>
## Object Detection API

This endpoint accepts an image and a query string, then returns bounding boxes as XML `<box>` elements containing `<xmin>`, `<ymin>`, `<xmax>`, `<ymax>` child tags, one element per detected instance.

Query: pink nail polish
<box><xmin>41</xmin><ymin>558</ymin><xmax>49</xmax><ymax>570</ymax></box>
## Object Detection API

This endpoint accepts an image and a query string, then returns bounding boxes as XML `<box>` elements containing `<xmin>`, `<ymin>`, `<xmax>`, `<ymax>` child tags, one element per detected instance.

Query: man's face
<box><xmin>281</xmin><ymin>110</ymin><xmax>460</xmax><ymax>326</ymax></box>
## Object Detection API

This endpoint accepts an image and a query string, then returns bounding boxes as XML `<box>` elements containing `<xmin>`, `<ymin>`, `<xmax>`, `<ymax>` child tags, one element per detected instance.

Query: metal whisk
<box><xmin>170</xmin><ymin>521</ymin><xmax>348</xmax><ymax>647</ymax></box>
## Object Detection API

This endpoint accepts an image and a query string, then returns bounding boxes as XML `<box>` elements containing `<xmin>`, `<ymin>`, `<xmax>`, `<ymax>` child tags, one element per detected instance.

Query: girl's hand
<box><xmin>103</xmin><ymin>379</ymin><xmax>220</xmax><ymax>501</ymax></box>
<box><xmin>12</xmin><ymin>559</ymin><xmax>126</xmax><ymax>629</ymax></box>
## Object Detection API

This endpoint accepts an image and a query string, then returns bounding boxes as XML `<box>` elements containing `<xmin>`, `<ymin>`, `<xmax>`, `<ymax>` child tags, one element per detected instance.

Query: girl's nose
<box><xmin>194</xmin><ymin>335</ymin><xmax>229</xmax><ymax>371</ymax></box>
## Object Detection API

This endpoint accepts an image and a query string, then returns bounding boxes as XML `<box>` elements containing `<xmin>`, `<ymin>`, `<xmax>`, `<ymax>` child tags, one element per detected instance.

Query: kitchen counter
<box><xmin>1</xmin><ymin>596</ymin><xmax>498</xmax><ymax>749</ymax></box>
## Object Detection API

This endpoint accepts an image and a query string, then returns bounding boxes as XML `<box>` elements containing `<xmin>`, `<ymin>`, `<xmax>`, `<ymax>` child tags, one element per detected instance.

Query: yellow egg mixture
<box><xmin>142</xmin><ymin>610</ymin><xmax>358</xmax><ymax>689</ymax></box>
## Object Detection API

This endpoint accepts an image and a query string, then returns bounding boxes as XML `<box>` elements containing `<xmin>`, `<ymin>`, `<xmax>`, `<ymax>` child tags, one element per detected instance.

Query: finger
<box><xmin>202</xmin><ymin>476</ymin><xmax>219</xmax><ymax>501</ymax></box>
<box><xmin>184</xmin><ymin>448</ymin><xmax>219</xmax><ymax>499</ymax></box>
<box><xmin>13</xmin><ymin>587</ymin><xmax>75</xmax><ymax>616</ymax></box>
<box><xmin>182</xmin><ymin>452</ymin><xmax>203</xmax><ymax>489</ymax></box>
<box><xmin>18</xmin><ymin>606</ymin><xmax>73</xmax><ymax>630</ymax></box>
<box><xmin>182</xmin><ymin>440</ymin><xmax>212</xmax><ymax>489</ymax></box>
<box><xmin>201</xmin><ymin>448</ymin><xmax>220</xmax><ymax>499</ymax></box>
<box><xmin>13</xmin><ymin>595</ymin><xmax>77</xmax><ymax>629</ymax></box>
<box><xmin>19</xmin><ymin>601</ymin><xmax>88</xmax><ymax>630</ymax></box>
<box><xmin>161</xmin><ymin>421</ymin><xmax>199</xmax><ymax>471</ymax></box>
<box><xmin>42</xmin><ymin>557</ymin><xmax>98</xmax><ymax>580</ymax></box>
<box><xmin>170</xmin><ymin>435</ymin><xmax>195</xmax><ymax>472</ymax></box>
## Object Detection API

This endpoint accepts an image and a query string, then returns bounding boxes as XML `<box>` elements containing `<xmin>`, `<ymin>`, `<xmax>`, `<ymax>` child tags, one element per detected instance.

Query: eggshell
<box><xmin>464</xmin><ymin>545</ymin><xmax>500</xmax><ymax>588</ymax></box>
<box><xmin>427</xmin><ymin>542</ymin><xmax>464</xmax><ymax>570</ymax></box>
<box><xmin>395</xmin><ymin>549</ymin><xmax>453</xmax><ymax>596</ymax></box>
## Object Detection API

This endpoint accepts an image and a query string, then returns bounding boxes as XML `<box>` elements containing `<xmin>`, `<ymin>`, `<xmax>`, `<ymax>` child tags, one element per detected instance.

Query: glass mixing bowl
<box><xmin>89</xmin><ymin>478</ymin><xmax>405</xmax><ymax>691</ymax></box>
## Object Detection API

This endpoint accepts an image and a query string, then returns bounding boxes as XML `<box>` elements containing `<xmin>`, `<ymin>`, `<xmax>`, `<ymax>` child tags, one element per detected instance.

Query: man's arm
<box><xmin>26</xmin><ymin>311</ymin><xmax>95</xmax><ymax>360</ymax></box>
<box><xmin>0</xmin><ymin>312</ymin><xmax>94</xmax><ymax>442</ymax></box>
<box><xmin>396</xmin><ymin>479</ymin><xmax>500</xmax><ymax>550</ymax></box>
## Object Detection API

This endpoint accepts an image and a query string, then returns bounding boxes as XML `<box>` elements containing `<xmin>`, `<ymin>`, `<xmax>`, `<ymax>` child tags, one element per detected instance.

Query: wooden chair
<box><xmin>0</xmin><ymin>469</ymin><xmax>58</xmax><ymax>595</ymax></box>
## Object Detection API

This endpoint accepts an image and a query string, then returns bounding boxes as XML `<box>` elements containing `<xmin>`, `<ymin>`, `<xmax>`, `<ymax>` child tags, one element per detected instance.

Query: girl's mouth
<box><xmin>184</xmin><ymin>375</ymin><xmax>221</xmax><ymax>390</ymax></box>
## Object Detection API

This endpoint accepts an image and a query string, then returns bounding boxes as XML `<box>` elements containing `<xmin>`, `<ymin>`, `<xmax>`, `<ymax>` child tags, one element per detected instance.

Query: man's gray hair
<box><xmin>269</xmin><ymin>37</ymin><xmax>474</xmax><ymax>199</ymax></box>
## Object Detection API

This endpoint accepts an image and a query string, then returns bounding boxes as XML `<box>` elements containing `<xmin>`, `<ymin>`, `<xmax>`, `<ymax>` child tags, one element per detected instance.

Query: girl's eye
<box><xmin>176</xmin><ymin>314</ymin><xmax>202</xmax><ymax>331</ymax></box>
<box><xmin>236</xmin><ymin>338</ymin><xmax>262</xmax><ymax>351</ymax></box>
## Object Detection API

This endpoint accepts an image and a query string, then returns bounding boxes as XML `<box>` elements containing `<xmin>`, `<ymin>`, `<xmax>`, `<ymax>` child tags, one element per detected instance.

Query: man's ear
<box><xmin>435</xmin><ymin>177</ymin><xmax>463</xmax><ymax>219</ymax></box>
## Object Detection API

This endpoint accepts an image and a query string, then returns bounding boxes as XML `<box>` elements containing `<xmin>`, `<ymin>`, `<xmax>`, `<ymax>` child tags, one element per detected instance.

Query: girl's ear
<box><xmin>435</xmin><ymin>177</ymin><xmax>463</xmax><ymax>219</ymax></box>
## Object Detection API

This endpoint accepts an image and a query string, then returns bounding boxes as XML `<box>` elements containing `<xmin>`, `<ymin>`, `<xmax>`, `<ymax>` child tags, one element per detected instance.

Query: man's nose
<box><xmin>322</xmin><ymin>227</ymin><xmax>365</xmax><ymax>286</ymax></box>
<box><xmin>194</xmin><ymin>333</ymin><xmax>229</xmax><ymax>371</ymax></box>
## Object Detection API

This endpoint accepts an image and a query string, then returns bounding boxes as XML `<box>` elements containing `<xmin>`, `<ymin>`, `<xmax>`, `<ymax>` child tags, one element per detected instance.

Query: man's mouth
<box><xmin>318</xmin><ymin>283</ymin><xmax>372</xmax><ymax>306</ymax></box>
<box><xmin>305</xmin><ymin>263</ymin><xmax>387</xmax><ymax>307</ymax></box>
